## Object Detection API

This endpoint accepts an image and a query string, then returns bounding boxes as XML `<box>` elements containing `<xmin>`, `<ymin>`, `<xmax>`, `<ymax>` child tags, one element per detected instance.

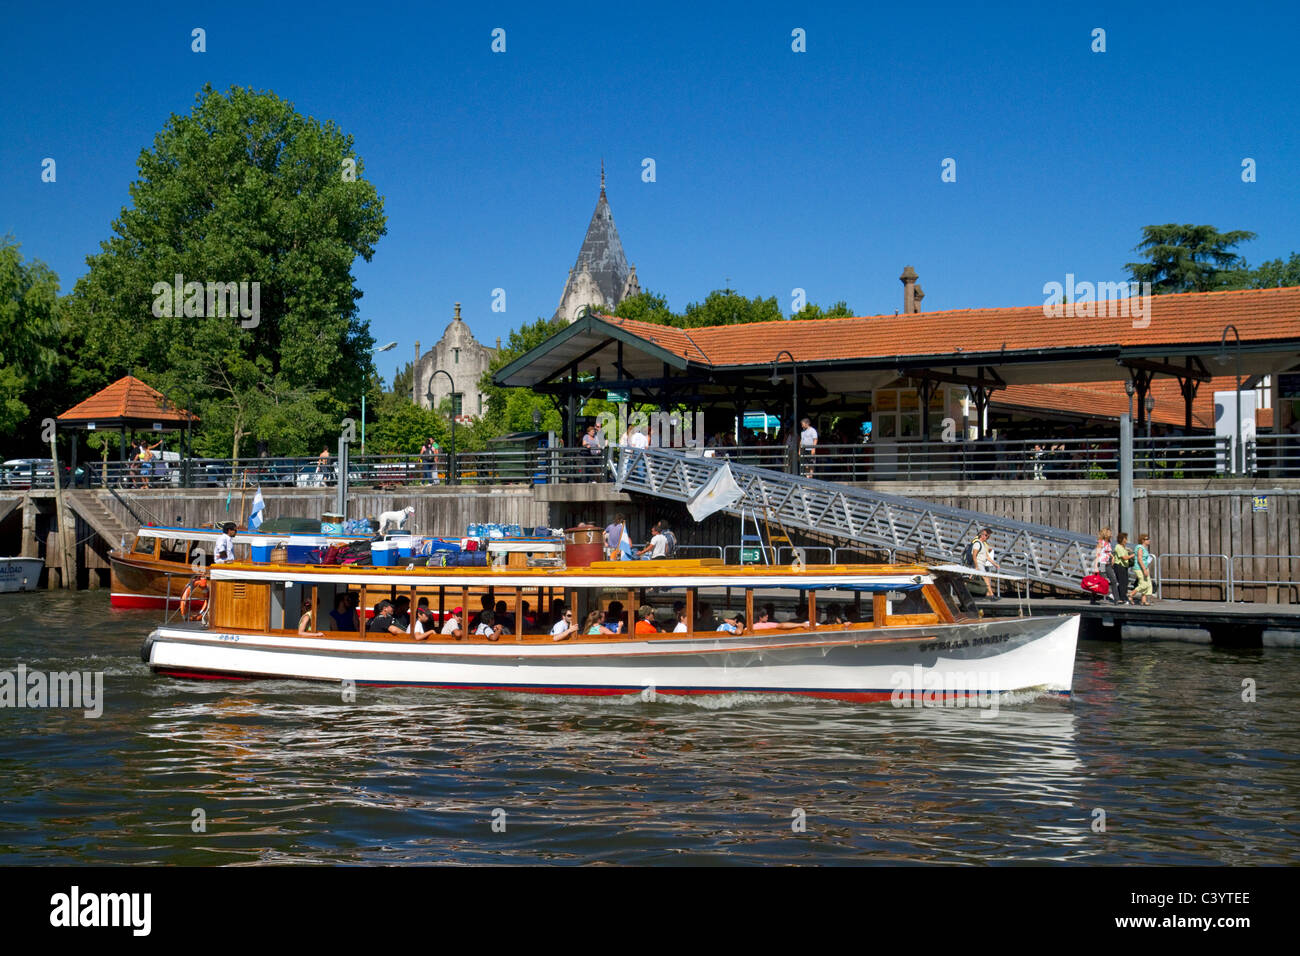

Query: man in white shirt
<box><xmin>214</xmin><ymin>522</ymin><xmax>237</xmax><ymax>563</ymax></box>
<box><xmin>550</xmin><ymin>607</ymin><xmax>577</xmax><ymax>642</ymax></box>
<box><xmin>637</xmin><ymin>522</ymin><xmax>668</xmax><ymax>559</ymax></box>
<box><xmin>799</xmin><ymin>417</ymin><xmax>818</xmax><ymax>477</ymax></box>
<box><xmin>441</xmin><ymin>606</ymin><xmax>463</xmax><ymax>639</ymax></box>
<box><xmin>629</xmin><ymin>429</ymin><xmax>649</xmax><ymax>450</ymax></box>
<box><xmin>474</xmin><ymin>610</ymin><xmax>502</xmax><ymax>642</ymax></box>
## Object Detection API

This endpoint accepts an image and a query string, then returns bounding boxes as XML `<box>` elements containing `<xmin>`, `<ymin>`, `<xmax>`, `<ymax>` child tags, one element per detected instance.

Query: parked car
<box><xmin>2</xmin><ymin>459</ymin><xmax>55</xmax><ymax>489</ymax></box>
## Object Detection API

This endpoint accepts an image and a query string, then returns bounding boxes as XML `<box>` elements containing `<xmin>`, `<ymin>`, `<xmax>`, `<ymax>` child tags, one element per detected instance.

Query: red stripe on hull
<box><xmin>112</xmin><ymin>593</ymin><xmax>175</xmax><ymax>609</ymax></box>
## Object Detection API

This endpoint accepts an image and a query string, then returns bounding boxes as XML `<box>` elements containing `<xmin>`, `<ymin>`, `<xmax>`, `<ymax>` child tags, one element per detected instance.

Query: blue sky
<box><xmin>3</xmin><ymin>0</ymin><xmax>1296</xmax><ymax>385</ymax></box>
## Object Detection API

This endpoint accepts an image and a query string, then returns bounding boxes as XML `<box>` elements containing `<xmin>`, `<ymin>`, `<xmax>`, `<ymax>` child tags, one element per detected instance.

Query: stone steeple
<box><xmin>554</xmin><ymin>166</ymin><xmax>635</xmax><ymax>322</ymax></box>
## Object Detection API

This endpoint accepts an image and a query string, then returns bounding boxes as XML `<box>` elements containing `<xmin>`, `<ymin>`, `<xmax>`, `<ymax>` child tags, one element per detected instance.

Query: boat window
<box><xmin>817</xmin><ymin>588</ymin><xmax>870</xmax><ymax>625</ymax></box>
<box><xmin>132</xmin><ymin>536</ymin><xmax>157</xmax><ymax>556</ymax></box>
<box><xmin>888</xmin><ymin>588</ymin><xmax>932</xmax><ymax>616</ymax></box>
<box><xmin>932</xmin><ymin>572</ymin><xmax>979</xmax><ymax>617</ymax></box>
<box><xmin>159</xmin><ymin>539</ymin><xmax>189</xmax><ymax>562</ymax></box>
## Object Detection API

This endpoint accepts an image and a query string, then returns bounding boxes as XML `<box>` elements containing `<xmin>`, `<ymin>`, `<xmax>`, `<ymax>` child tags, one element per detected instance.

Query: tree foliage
<box><xmin>1126</xmin><ymin>224</ymin><xmax>1257</xmax><ymax>294</ymax></box>
<box><xmin>62</xmin><ymin>84</ymin><xmax>387</xmax><ymax>459</ymax></box>
<box><xmin>0</xmin><ymin>239</ymin><xmax>61</xmax><ymax>438</ymax></box>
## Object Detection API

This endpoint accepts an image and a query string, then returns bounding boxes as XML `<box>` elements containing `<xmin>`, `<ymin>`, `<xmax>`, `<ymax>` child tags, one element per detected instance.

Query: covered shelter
<box><xmin>57</xmin><ymin>375</ymin><xmax>199</xmax><ymax>483</ymax></box>
<box><xmin>493</xmin><ymin>285</ymin><xmax>1300</xmax><ymax>446</ymax></box>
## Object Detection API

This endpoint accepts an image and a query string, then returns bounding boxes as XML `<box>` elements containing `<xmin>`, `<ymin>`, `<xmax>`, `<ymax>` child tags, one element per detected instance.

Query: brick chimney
<box><xmin>900</xmin><ymin>266</ymin><xmax>924</xmax><ymax>313</ymax></box>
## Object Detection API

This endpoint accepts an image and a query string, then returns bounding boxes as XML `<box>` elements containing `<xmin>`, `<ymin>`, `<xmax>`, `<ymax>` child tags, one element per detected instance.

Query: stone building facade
<box><xmin>413</xmin><ymin>303</ymin><xmax>498</xmax><ymax>420</ymax></box>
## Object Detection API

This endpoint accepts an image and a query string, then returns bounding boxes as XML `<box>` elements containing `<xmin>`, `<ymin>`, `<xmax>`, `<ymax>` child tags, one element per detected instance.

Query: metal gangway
<box><xmin>611</xmin><ymin>447</ymin><xmax>1097</xmax><ymax>592</ymax></box>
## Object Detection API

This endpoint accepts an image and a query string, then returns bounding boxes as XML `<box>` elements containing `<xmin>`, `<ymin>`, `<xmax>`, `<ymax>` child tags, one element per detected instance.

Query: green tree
<box><xmin>1220</xmin><ymin>252</ymin><xmax>1300</xmax><ymax>290</ymax></box>
<box><xmin>475</xmin><ymin>316</ymin><xmax>566</xmax><ymax>437</ymax></box>
<box><xmin>612</xmin><ymin>290</ymin><xmax>675</xmax><ymax>325</ymax></box>
<box><xmin>681</xmin><ymin>289</ymin><xmax>784</xmax><ymax>327</ymax></box>
<box><xmin>1126</xmin><ymin>224</ymin><xmax>1257</xmax><ymax>293</ymax></box>
<box><xmin>63</xmin><ymin>84</ymin><xmax>387</xmax><ymax>459</ymax></box>
<box><xmin>0</xmin><ymin>238</ymin><xmax>61</xmax><ymax>440</ymax></box>
<box><xmin>793</xmin><ymin>300</ymin><xmax>855</xmax><ymax>320</ymax></box>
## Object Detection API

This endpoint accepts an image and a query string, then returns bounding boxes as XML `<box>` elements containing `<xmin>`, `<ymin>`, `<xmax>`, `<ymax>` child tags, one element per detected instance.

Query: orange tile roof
<box><xmin>995</xmin><ymin>376</ymin><xmax>1249</xmax><ymax>430</ymax></box>
<box><xmin>58</xmin><ymin>375</ymin><xmax>198</xmax><ymax>424</ymax></box>
<box><xmin>601</xmin><ymin>285</ymin><xmax>1300</xmax><ymax>366</ymax></box>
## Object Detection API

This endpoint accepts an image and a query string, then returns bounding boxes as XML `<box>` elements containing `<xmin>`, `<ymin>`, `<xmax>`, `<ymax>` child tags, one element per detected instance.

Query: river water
<box><xmin>1</xmin><ymin>591</ymin><xmax>1296</xmax><ymax>865</ymax></box>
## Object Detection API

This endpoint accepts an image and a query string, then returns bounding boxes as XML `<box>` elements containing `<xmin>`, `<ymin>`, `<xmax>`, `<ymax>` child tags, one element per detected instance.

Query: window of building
<box><xmin>452</xmin><ymin>393</ymin><xmax>463</xmax><ymax>416</ymax></box>
<box><xmin>453</xmin><ymin>348</ymin><xmax>460</xmax><ymax>365</ymax></box>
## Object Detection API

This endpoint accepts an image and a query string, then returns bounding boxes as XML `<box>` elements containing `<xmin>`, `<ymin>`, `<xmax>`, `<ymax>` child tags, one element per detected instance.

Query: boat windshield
<box><xmin>932</xmin><ymin>570</ymin><xmax>980</xmax><ymax>617</ymax></box>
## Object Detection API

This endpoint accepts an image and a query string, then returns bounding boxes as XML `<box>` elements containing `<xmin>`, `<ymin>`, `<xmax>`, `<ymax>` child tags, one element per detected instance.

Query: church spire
<box><xmin>600</xmin><ymin>158</ymin><xmax>606</xmax><ymax>199</ymax></box>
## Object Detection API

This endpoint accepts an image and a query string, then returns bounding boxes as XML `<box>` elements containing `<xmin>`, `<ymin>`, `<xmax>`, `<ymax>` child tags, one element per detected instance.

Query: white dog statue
<box><xmin>378</xmin><ymin>506</ymin><xmax>415</xmax><ymax>535</ymax></box>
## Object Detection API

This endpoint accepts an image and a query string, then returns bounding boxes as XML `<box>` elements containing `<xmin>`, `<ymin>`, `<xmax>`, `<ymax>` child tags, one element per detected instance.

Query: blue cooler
<box><xmin>251</xmin><ymin>543</ymin><xmax>273</xmax><ymax>563</ymax></box>
<box><xmin>286</xmin><ymin>540</ymin><xmax>317</xmax><ymax>562</ymax></box>
<box><xmin>371</xmin><ymin>542</ymin><xmax>394</xmax><ymax>567</ymax></box>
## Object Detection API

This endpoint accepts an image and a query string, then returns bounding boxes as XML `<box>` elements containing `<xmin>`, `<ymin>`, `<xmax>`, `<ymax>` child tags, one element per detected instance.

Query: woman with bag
<box><xmin>1129</xmin><ymin>533</ymin><xmax>1154</xmax><ymax>605</ymax></box>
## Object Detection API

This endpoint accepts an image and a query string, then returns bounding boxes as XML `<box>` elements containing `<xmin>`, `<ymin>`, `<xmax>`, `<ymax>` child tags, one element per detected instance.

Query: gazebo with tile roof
<box><xmin>57</xmin><ymin>375</ymin><xmax>198</xmax><ymax>478</ymax></box>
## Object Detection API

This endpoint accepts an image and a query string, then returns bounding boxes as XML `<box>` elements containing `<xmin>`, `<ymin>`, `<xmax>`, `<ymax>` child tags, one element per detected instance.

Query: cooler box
<box><xmin>286</xmin><ymin>544</ymin><xmax>317</xmax><ymax>563</ymax></box>
<box><xmin>251</xmin><ymin>543</ymin><xmax>274</xmax><ymax>563</ymax></box>
<box><xmin>371</xmin><ymin>542</ymin><xmax>395</xmax><ymax>567</ymax></box>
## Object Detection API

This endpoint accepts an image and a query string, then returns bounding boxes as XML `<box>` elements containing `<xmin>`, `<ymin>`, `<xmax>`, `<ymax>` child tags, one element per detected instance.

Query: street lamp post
<box><xmin>429</xmin><ymin>369</ymin><xmax>457</xmax><ymax>485</ymax></box>
<box><xmin>362</xmin><ymin>340</ymin><xmax>398</xmax><ymax>455</ymax></box>
<box><xmin>771</xmin><ymin>350</ymin><xmax>798</xmax><ymax>474</ymax></box>
<box><xmin>1218</xmin><ymin>325</ymin><xmax>1242</xmax><ymax>474</ymax></box>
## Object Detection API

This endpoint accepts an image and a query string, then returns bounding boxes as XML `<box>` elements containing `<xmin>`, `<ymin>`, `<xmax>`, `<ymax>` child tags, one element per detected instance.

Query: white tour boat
<box><xmin>0</xmin><ymin>556</ymin><xmax>44</xmax><ymax>593</ymax></box>
<box><xmin>141</xmin><ymin>557</ymin><xmax>1079</xmax><ymax>703</ymax></box>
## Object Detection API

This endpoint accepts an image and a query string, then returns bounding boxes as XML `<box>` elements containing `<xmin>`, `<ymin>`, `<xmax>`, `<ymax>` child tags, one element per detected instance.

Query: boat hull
<box><xmin>143</xmin><ymin>613</ymin><xmax>1079</xmax><ymax>702</ymax></box>
<box><xmin>110</xmin><ymin>555</ymin><xmax>189</xmax><ymax>609</ymax></box>
<box><xmin>0</xmin><ymin>557</ymin><xmax>44</xmax><ymax>593</ymax></box>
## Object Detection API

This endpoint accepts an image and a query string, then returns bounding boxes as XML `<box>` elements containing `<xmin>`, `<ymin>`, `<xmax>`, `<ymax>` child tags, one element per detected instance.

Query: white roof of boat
<box><xmin>134</xmin><ymin>526</ymin><xmax>370</xmax><ymax>545</ymax></box>
<box><xmin>208</xmin><ymin>564</ymin><xmax>933</xmax><ymax>590</ymax></box>
<box><xmin>929</xmin><ymin>563</ymin><xmax>1028</xmax><ymax>581</ymax></box>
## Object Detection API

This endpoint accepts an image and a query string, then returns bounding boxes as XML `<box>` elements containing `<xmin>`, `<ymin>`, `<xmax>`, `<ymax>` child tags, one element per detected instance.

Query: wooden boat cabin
<box><xmin>205</xmin><ymin>559</ymin><xmax>981</xmax><ymax>641</ymax></box>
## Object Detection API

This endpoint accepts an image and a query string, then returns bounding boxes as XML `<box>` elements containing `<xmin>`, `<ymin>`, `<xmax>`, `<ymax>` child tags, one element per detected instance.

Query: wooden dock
<box><xmin>975</xmin><ymin>596</ymin><xmax>1300</xmax><ymax>646</ymax></box>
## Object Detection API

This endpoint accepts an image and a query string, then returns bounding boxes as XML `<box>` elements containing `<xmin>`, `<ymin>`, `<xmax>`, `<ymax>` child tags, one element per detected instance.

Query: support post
<box><xmin>336</xmin><ymin>434</ymin><xmax>349</xmax><ymax>519</ymax></box>
<box><xmin>1118</xmin><ymin>413</ymin><xmax>1134</xmax><ymax>538</ymax></box>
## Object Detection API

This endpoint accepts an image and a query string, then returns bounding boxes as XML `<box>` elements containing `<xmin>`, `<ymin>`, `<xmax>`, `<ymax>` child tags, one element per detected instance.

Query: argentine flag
<box><xmin>248</xmin><ymin>487</ymin><xmax>266</xmax><ymax>531</ymax></box>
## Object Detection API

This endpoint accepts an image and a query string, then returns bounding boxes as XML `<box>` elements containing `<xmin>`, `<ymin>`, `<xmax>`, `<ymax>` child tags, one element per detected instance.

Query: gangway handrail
<box><xmin>611</xmin><ymin>446</ymin><xmax>1097</xmax><ymax>591</ymax></box>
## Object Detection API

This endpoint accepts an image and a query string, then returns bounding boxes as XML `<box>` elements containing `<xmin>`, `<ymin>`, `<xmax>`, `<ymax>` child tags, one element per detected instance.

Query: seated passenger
<box><xmin>604</xmin><ymin>601</ymin><xmax>625</xmax><ymax>633</ymax></box>
<box><xmin>671</xmin><ymin>608</ymin><xmax>689</xmax><ymax>633</ymax></box>
<box><xmin>369</xmin><ymin>599</ymin><xmax>407</xmax><ymax>637</ymax></box>
<box><xmin>550</xmin><ymin>608</ymin><xmax>578</xmax><ymax>642</ymax></box>
<box><xmin>583</xmin><ymin>609</ymin><xmax>614</xmax><ymax>635</ymax></box>
<box><xmin>823</xmin><ymin>602</ymin><xmax>847</xmax><ymax>625</ymax></box>
<box><xmin>297</xmin><ymin>595</ymin><xmax>324</xmax><ymax>636</ymax></box>
<box><xmin>330</xmin><ymin>594</ymin><xmax>358</xmax><ymax>631</ymax></box>
<box><xmin>475</xmin><ymin>610</ymin><xmax>504</xmax><ymax>642</ymax></box>
<box><xmin>393</xmin><ymin>595</ymin><xmax>411</xmax><ymax>630</ymax></box>
<box><xmin>441</xmin><ymin>606</ymin><xmax>464</xmax><ymax>640</ymax></box>
<box><xmin>752</xmin><ymin>608</ymin><xmax>808</xmax><ymax>630</ymax></box>
<box><xmin>413</xmin><ymin>606</ymin><xmax>436</xmax><ymax>640</ymax></box>
<box><xmin>634</xmin><ymin>605</ymin><xmax>659</xmax><ymax>634</ymax></box>
<box><xmin>716</xmin><ymin>613</ymin><xmax>745</xmax><ymax>634</ymax></box>
<box><xmin>494</xmin><ymin>600</ymin><xmax>514</xmax><ymax>632</ymax></box>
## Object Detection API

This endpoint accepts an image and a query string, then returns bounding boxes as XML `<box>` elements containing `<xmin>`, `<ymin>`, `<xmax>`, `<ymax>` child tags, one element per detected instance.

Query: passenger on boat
<box><xmin>604</xmin><ymin>513</ymin><xmax>627</xmax><ymax>561</ymax></box>
<box><xmin>369</xmin><ymin>600</ymin><xmax>409</xmax><ymax>637</ymax></box>
<box><xmin>470</xmin><ymin>594</ymin><xmax>494</xmax><ymax>629</ymax></box>
<box><xmin>494</xmin><ymin>600</ymin><xmax>514</xmax><ymax>632</ymax></box>
<box><xmin>823</xmin><ymin>603</ymin><xmax>847</xmax><ymax>625</ymax></box>
<box><xmin>672</xmin><ymin>608</ymin><xmax>689</xmax><ymax>633</ymax></box>
<box><xmin>716</xmin><ymin>613</ymin><xmax>745</xmax><ymax>634</ymax></box>
<box><xmin>414</xmin><ymin>606</ymin><xmax>436</xmax><ymax>639</ymax></box>
<box><xmin>214</xmin><ymin>523</ymin><xmax>237</xmax><ymax>564</ymax></box>
<box><xmin>550</xmin><ymin>608</ymin><xmax>578</xmax><ymax>642</ymax></box>
<box><xmin>442</xmin><ymin>606</ymin><xmax>464</xmax><ymax>639</ymax></box>
<box><xmin>519</xmin><ymin>600</ymin><xmax>536</xmax><ymax>630</ymax></box>
<box><xmin>753</xmin><ymin>608</ymin><xmax>809</xmax><ymax>630</ymax></box>
<box><xmin>298</xmin><ymin>594</ymin><xmax>324</xmax><ymax>637</ymax></box>
<box><xmin>695</xmin><ymin>602</ymin><xmax>717</xmax><ymax>630</ymax></box>
<box><xmin>475</xmin><ymin>610</ymin><xmax>504</xmax><ymax>642</ymax></box>
<box><xmin>604</xmin><ymin>600</ymin><xmax>625</xmax><ymax>633</ymax></box>
<box><xmin>393</xmin><ymin>595</ymin><xmax>411</xmax><ymax>629</ymax></box>
<box><xmin>634</xmin><ymin>605</ymin><xmax>658</xmax><ymax>634</ymax></box>
<box><xmin>583</xmin><ymin>609</ymin><xmax>613</xmax><ymax>635</ymax></box>
<box><xmin>329</xmin><ymin>594</ymin><xmax>358</xmax><ymax>630</ymax></box>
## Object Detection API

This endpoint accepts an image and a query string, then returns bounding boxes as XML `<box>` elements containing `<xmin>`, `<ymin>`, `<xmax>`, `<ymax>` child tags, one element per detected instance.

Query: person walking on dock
<box><xmin>1129</xmin><ymin>533</ymin><xmax>1154</xmax><ymax>605</ymax></box>
<box><xmin>973</xmin><ymin>528</ymin><xmax>1001</xmax><ymax>599</ymax></box>
<box><xmin>1113</xmin><ymin>532</ymin><xmax>1134</xmax><ymax>605</ymax></box>
<box><xmin>1093</xmin><ymin>528</ymin><xmax>1119</xmax><ymax>604</ymax></box>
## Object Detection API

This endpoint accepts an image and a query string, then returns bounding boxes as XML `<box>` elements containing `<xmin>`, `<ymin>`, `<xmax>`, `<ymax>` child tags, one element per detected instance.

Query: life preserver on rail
<box><xmin>179</xmin><ymin>577</ymin><xmax>209</xmax><ymax>620</ymax></box>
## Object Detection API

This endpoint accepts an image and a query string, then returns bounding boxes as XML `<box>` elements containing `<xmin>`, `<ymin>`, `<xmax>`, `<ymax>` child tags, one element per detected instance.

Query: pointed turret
<box><xmin>553</xmin><ymin>168</ymin><xmax>634</xmax><ymax>322</ymax></box>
